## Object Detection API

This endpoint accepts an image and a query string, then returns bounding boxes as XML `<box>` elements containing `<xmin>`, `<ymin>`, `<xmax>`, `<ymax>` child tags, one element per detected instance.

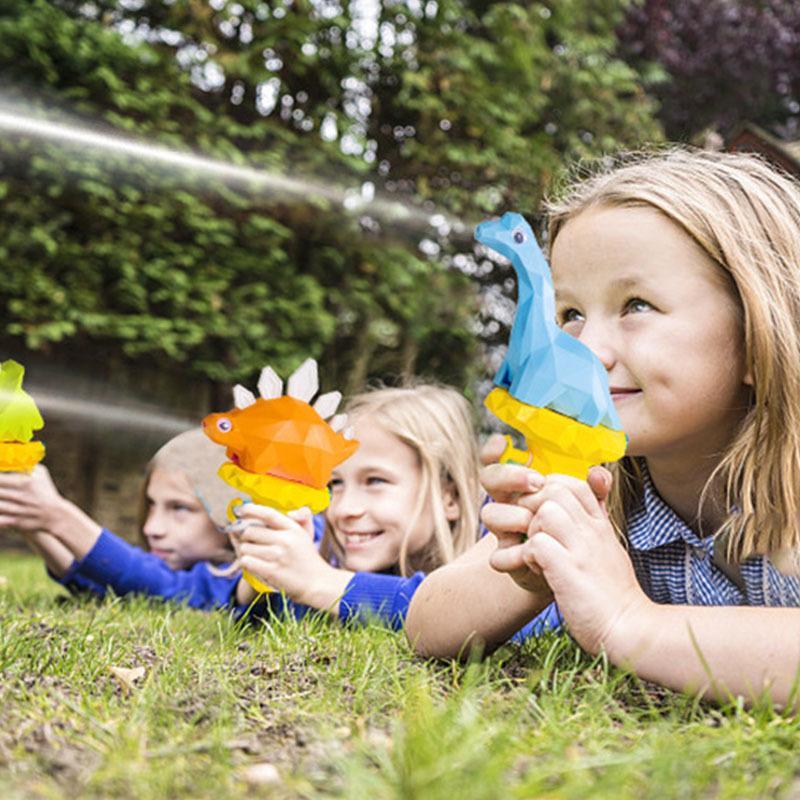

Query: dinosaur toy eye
<box><xmin>217</xmin><ymin>418</ymin><xmax>232</xmax><ymax>433</ymax></box>
<box><xmin>513</xmin><ymin>229</ymin><xmax>526</xmax><ymax>244</ymax></box>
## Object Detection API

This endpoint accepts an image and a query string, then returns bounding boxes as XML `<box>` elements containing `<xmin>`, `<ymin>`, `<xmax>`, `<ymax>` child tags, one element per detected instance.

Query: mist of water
<box><xmin>30</xmin><ymin>389</ymin><xmax>195</xmax><ymax>436</ymax></box>
<box><xmin>0</xmin><ymin>103</ymin><xmax>466</xmax><ymax>238</ymax></box>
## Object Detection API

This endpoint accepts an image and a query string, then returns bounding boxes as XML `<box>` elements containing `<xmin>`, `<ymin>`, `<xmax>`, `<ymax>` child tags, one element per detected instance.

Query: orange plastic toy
<box><xmin>203</xmin><ymin>358</ymin><xmax>358</xmax><ymax>592</ymax></box>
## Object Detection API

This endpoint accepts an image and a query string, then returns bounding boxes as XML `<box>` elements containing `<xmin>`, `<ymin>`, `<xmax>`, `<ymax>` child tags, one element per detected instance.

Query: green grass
<box><xmin>0</xmin><ymin>552</ymin><xmax>798</xmax><ymax>799</ymax></box>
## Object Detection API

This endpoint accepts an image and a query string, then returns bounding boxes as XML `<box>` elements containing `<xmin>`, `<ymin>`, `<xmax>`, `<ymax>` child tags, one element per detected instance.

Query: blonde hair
<box><xmin>321</xmin><ymin>382</ymin><xmax>484</xmax><ymax>575</ymax></box>
<box><xmin>545</xmin><ymin>147</ymin><xmax>800</xmax><ymax>561</ymax></box>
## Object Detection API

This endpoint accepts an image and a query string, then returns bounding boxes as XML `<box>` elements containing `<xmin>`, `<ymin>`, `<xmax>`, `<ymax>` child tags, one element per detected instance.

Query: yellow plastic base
<box><xmin>219</xmin><ymin>463</ymin><xmax>332</xmax><ymax>595</ymax></box>
<box><xmin>242</xmin><ymin>569</ymin><xmax>273</xmax><ymax>594</ymax></box>
<box><xmin>218</xmin><ymin>463</ymin><xmax>330</xmax><ymax>514</ymax></box>
<box><xmin>485</xmin><ymin>388</ymin><xmax>626</xmax><ymax>479</ymax></box>
<box><xmin>0</xmin><ymin>441</ymin><xmax>45</xmax><ymax>472</ymax></box>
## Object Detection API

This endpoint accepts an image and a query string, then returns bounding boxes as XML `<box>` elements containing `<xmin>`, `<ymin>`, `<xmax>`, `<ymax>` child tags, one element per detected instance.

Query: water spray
<box><xmin>0</xmin><ymin>103</ymin><xmax>465</xmax><ymax>238</ymax></box>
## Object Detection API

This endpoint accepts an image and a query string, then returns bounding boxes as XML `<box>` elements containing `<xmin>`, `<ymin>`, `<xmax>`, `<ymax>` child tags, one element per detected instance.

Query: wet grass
<box><xmin>0</xmin><ymin>552</ymin><xmax>798</xmax><ymax>798</ymax></box>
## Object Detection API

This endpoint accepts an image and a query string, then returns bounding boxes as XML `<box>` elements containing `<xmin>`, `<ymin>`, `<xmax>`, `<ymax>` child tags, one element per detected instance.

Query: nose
<box><xmin>575</xmin><ymin>317</ymin><xmax>616</xmax><ymax>372</ymax></box>
<box><xmin>142</xmin><ymin>505</ymin><xmax>167</xmax><ymax>540</ymax></box>
<box><xmin>328</xmin><ymin>484</ymin><xmax>365</xmax><ymax>523</ymax></box>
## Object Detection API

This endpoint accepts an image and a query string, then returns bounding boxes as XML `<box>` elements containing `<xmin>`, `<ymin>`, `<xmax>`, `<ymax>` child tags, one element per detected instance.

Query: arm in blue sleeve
<box><xmin>511</xmin><ymin>602</ymin><xmax>563</xmax><ymax>642</ymax></box>
<box><xmin>339</xmin><ymin>571</ymin><xmax>427</xmax><ymax>630</ymax></box>
<box><xmin>51</xmin><ymin>560</ymin><xmax>109</xmax><ymax>599</ymax></box>
<box><xmin>68</xmin><ymin>529</ymin><xmax>241</xmax><ymax>609</ymax></box>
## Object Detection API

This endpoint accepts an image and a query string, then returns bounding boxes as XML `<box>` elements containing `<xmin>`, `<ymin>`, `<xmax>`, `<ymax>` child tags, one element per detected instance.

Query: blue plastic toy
<box><xmin>477</xmin><ymin>212</ymin><xmax>626</xmax><ymax>478</ymax></box>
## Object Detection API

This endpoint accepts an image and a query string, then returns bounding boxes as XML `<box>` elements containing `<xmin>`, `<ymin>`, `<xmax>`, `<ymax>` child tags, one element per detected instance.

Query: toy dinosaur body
<box><xmin>0</xmin><ymin>360</ymin><xmax>45</xmax><ymax>472</ymax></box>
<box><xmin>476</xmin><ymin>213</ymin><xmax>626</xmax><ymax>478</ymax></box>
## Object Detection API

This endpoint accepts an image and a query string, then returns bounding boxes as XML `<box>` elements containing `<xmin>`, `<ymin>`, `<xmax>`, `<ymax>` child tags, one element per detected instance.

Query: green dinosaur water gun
<box><xmin>0</xmin><ymin>359</ymin><xmax>45</xmax><ymax>472</ymax></box>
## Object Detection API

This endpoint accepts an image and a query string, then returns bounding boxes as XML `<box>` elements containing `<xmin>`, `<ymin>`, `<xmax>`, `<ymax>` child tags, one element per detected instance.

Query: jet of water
<box><xmin>0</xmin><ymin>103</ymin><xmax>465</xmax><ymax>237</ymax></box>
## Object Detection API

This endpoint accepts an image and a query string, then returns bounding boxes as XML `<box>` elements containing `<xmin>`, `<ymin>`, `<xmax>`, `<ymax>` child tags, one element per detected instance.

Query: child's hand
<box><xmin>481</xmin><ymin>463</ymin><xmax>612</xmax><ymax>595</ymax></box>
<box><xmin>0</xmin><ymin>465</ymin><xmax>67</xmax><ymax>533</ymax></box>
<box><xmin>506</xmin><ymin>474</ymin><xmax>651</xmax><ymax>656</ymax></box>
<box><xmin>232</xmin><ymin>506</ymin><xmax>351</xmax><ymax>612</ymax></box>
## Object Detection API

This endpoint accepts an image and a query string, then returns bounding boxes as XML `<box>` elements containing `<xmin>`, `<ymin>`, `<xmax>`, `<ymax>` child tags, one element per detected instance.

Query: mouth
<box><xmin>150</xmin><ymin>548</ymin><xmax>174</xmax><ymax>560</ymax></box>
<box><xmin>610</xmin><ymin>387</ymin><xmax>641</xmax><ymax>400</ymax></box>
<box><xmin>340</xmin><ymin>531</ymin><xmax>383</xmax><ymax>549</ymax></box>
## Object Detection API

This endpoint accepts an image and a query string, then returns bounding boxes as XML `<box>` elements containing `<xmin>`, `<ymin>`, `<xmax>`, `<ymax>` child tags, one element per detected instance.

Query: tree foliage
<box><xmin>0</xmin><ymin>0</ymin><xmax>661</xmax><ymax>392</ymax></box>
<box><xmin>618</xmin><ymin>0</ymin><xmax>800</xmax><ymax>141</ymax></box>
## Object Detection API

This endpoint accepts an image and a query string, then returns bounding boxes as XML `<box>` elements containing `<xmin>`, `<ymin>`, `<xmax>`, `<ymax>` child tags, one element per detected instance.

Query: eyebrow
<box><xmin>555</xmin><ymin>274</ymin><xmax>645</xmax><ymax>301</ymax></box>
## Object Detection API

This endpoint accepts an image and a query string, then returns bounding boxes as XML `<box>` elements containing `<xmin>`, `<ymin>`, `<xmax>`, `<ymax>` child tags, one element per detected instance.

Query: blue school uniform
<box><xmin>52</xmin><ymin>516</ymin><xmax>495</xmax><ymax>629</ymax></box>
<box><xmin>627</xmin><ymin>464</ymin><xmax>800</xmax><ymax>606</ymax></box>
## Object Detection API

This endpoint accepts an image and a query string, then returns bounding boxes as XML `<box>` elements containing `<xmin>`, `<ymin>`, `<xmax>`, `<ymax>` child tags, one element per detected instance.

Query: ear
<box><xmin>743</xmin><ymin>368</ymin><xmax>754</xmax><ymax>387</ymax></box>
<box><xmin>442</xmin><ymin>482</ymin><xmax>461</xmax><ymax>523</ymax></box>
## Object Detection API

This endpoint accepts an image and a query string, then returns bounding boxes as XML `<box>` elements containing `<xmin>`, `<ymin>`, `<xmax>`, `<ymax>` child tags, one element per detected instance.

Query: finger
<box><xmin>520</xmin><ymin>478</ymin><xmax>605</xmax><ymax>520</ymax></box>
<box><xmin>0</xmin><ymin>486</ymin><xmax>27</xmax><ymax>502</ymax></box>
<box><xmin>288</xmin><ymin>506</ymin><xmax>312</xmax><ymax>523</ymax></box>
<box><xmin>0</xmin><ymin>473</ymin><xmax>28</xmax><ymax>489</ymax></box>
<box><xmin>481</xmin><ymin>502</ymin><xmax>533</xmax><ymax>538</ymax></box>
<box><xmin>238</xmin><ymin>525</ymin><xmax>289</xmax><ymax>546</ymax></box>
<box><xmin>479</xmin><ymin>433</ymin><xmax>508</xmax><ymax>466</ymax></box>
<box><xmin>0</xmin><ymin>500</ymin><xmax>28</xmax><ymax>516</ymax></box>
<box><xmin>480</xmin><ymin>463</ymin><xmax>544</xmax><ymax>502</ymax></box>
<box><xmin>238</xmin><ymin>542</ymin><xmax>284</xmax><ymax>562</ymax></box>
<box><xmin>526</xmin><ymin>531</ymin><xmax>569</xmax><ymax>576</ymax></box>
<box><xmin>488</xmin><ymin>542</ymin><xmax>529</xmax><ymax>574</ymax></box>
<box><xmin>235</xmin><ymin>504</ymin><xmax>295</xmax><ymax>525</ymax></box>
<box><xmin>533</xmin><ymin>498</ymin><xmax>582</xmax><ymax>549</ymax></box>
<box><xmin>288</xmin><ymin>506</ymin><xmax>315</xmax><ymax>539</ymax></box>
<box><xmin>587</xmin><ymin>466</ymin><xmax>613</xmax><ymax>504</ymax></box>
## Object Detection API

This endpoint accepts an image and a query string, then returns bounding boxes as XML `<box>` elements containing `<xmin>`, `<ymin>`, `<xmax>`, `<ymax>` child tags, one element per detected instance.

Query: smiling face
<box><xmin>550</xmin><ymin>204</ymin><xmax>752</xmax><ymax>469</ymax></box>
<box><xmin>326</xmin><ymin>415</ymin><xmax>444</xmax><ymax>573</ymax></box>
<box><xmin>141</xmin><ymin>468</ymin><xmax>225</xmax><ymax>570</ymax></box>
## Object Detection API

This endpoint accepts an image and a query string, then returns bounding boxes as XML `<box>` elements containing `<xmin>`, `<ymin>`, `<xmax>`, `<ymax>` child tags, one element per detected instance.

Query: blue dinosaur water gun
<box><xmin>477</xmin><ymin>212</ymin><xmax>626</xmax><ymax>478</ymax></box>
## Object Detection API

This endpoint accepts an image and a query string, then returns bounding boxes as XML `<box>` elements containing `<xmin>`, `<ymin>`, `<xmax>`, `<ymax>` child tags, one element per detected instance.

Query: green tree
<box><xmin>0</xmin><ymin>0</ymin><xmax>661</xmax><ymax>394</ymax></box>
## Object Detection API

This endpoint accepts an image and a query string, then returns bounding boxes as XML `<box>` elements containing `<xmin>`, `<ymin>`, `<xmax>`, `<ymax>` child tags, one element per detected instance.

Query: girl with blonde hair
<box><xmin>406</xmin><ymin>149</ymin><xmax>800</xmax><ymax>705</ymax></box>
<box><xmin>233</xmin><ymin>381</ymin><xmax>486</xmax><ymax>628</ymax></box>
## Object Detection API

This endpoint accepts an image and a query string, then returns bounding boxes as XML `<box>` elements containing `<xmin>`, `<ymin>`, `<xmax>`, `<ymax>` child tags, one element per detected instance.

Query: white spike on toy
<box><xmin>233</xmin><ymin>384</ymin><xmax>257</xmax><ymax>409</ymax></box>
<box><xmin>313</xmin><ymin>391</ymin><xmax>341</xmax><ymax>419</ymax></box>
<box><xmin>287</xmin><ymin>358</ymin><xmax>318</xmax><ymax>402</ymax></box>
<box><xmin>258</xmin><ymin>366</ymin><xmax>283</xmax><ymax>399</ymax></box>
<box><xmin>329</xmin><ymin>414</ymin><xmax>347</xmax><ymax>432</ymax></box>
<box><xmin>343</xmin><ymin>426</ymin><xmax>355</xmax><ymax>440</ymax></box>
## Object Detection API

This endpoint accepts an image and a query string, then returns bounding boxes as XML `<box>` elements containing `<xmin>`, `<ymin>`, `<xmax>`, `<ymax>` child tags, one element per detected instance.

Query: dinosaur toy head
<box><xmin>202</xmin><ymin>359</ymin><xmax>358</xmax><ymax>490</ymax></box>
<box><xmin>475</xmin><ymin>212</ymin><xmax>539</xmax><ymax>267</ymax></box>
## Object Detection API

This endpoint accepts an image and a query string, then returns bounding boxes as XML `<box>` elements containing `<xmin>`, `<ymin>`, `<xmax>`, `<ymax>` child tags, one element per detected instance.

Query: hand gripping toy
<box><xmin>477</xmin><ymin>213</ymin><xmax>626</xmax><ymax>479</ymax></box>
<box><xmin>202</xmin><ymin>358</ymin><xmax>358</xmax><ymax>592</ymax></box>
<box><xmin>0</xmin><ymin>359</ymin><xmax>45</xmax><ymax>472</ymax></box>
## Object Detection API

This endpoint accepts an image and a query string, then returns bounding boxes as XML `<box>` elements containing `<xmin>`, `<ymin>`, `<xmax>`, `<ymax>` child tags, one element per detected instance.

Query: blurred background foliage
<box><xmin>0</xmin><ymin>0</ymin><xmax>794</xmax><ymax>397</ymax></box>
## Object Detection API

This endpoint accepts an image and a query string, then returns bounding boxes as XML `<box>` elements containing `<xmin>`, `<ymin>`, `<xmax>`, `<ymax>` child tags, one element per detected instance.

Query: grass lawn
<box><xmin>0</xmin><ymin>551</ymin><xmax>798</xmax><ymax>798</ymax></box>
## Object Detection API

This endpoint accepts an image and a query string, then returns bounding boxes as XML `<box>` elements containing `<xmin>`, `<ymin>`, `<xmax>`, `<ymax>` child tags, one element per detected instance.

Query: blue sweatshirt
<box><xmin>54</xmin><ymin>520</ymin><xmax>561</xmax><ymax>637</ymax></box>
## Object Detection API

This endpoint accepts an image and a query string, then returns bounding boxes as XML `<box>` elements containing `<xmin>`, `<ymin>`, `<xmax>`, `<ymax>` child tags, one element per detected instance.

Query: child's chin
<box><xmin>344</xmin><ymin>552</ymin><xmax>394</xmax><ymax>573</ymax></box>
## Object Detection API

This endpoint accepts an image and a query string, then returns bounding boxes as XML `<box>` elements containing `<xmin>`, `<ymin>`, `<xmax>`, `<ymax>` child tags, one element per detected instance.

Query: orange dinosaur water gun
<box><xmin>0</xmin><ymin>360</ymin><xmax>45</xmax><ymax>472</ymax></box>
<box><xmin>202</xmin><ymin>358</ymin><xmax>358</xmax><ymax>592</ymax></box>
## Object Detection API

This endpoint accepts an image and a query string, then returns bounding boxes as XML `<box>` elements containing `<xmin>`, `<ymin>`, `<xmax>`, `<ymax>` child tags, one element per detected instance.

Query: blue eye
<box><xmin>559</xmin><ymin>308</ymin><xmax>584</xmax><ymax>326</ymax></box>
<box><xmin>513</xmin><ymin>229</ymin><xmax>526</xmax><ymax>244</ymax></box>
<box><xmin>625</xmin><ymin>298</ymin><xmax>652</xmax><ymax>314</ymax></box>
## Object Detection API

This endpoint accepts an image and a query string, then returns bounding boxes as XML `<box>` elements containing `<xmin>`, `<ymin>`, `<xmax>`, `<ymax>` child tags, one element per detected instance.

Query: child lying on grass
<box><xmin>406</xmin><ymin>149</ymin><xmax>800</xmax><ymax>707</ymax></box>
